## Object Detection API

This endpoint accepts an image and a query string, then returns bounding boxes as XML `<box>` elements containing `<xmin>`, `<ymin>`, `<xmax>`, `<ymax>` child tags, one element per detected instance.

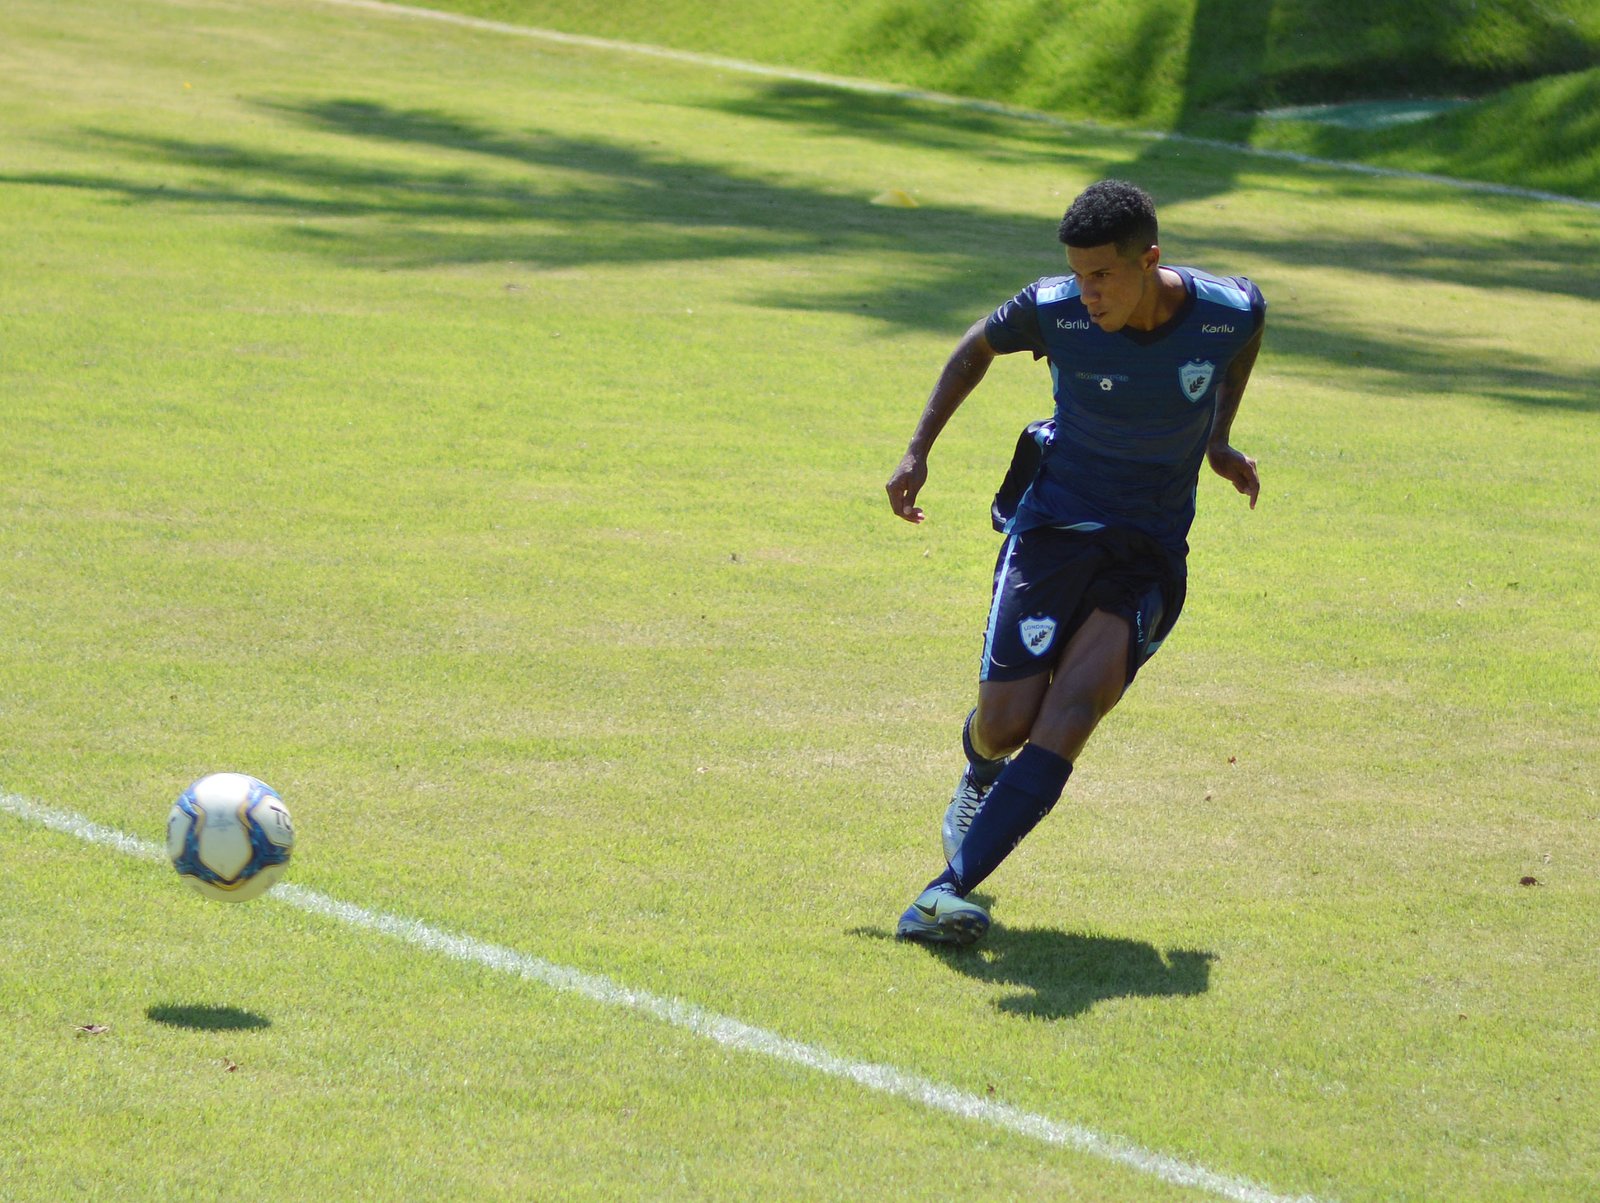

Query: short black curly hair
<box><xmin>1057</xmin><ymin>180</ymin><xmax>1159</xmax><ymax>259</ymax></box>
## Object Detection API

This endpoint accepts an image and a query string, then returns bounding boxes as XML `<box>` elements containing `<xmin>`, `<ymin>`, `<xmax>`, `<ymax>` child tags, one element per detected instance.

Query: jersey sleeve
<box><xmin>984</xmin><ymin>282</ymin><xmax>1048</xmax><ymax>358</ymax></box>
<box><xmin>1238</xmin><ymin>276</ymin><xmax>1267</xmax><ymax>332</ymax></box>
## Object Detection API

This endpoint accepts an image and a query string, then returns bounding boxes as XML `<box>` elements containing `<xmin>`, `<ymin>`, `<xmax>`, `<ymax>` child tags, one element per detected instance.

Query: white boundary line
<box><xmin>301</xmin><ymin>0</ymin><xmax>1600</xmax><ymax>213</ymax></box>
<box><xmin>2</xmin><ymin>791</ymin><xmax>1331</xmax><ymax>1203</ymax></box>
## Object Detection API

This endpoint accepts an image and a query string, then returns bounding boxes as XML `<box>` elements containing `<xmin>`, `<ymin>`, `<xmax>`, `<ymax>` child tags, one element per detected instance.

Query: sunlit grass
<box><xmin>1</xmin><ymin>2</ymin><xmax>1597</xmax><ymax>1200</ymax></box>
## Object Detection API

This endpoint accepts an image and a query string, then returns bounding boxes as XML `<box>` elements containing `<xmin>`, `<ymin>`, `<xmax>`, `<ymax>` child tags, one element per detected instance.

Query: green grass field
<box><xmin>2</xmin><ymin>1</ymin><xmax>1598</xmax><ymax>1200</ymax></box>
<box><xmin>417</xmin><ymin>0</ymin><xmax>1600</xmax><ymax>200</ymax></box>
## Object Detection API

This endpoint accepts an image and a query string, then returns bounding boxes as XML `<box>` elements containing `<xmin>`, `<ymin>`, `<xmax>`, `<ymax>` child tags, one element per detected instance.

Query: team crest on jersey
<box><xmin>1019</xmin><ymin>616</ymin><xmax>1057</xmax><ymax>656</ymax></box>
<box><xmin>1179</xmin><ymin>360</ymin><xmax>1216</xmax><ymax>401</ymax></box>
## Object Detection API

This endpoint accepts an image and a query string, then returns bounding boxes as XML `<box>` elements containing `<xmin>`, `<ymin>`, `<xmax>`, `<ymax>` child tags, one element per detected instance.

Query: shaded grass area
<box><xmin>423</xmin><ymin>0</ymin><xmax>1600</xmax><ymax>111</ymax></box>
<box><xmin>1250</xmin><ymin>66</ymin><xmax>1600</xmax><ymax>200</ymax></box>
<box><xmin>7</xmin><ymin>89</ymin><xmax>1597</xmax><ymax>418</ymax></box>
<box><xmin>417</xmin><ymin>0</ymin><xmax>1600</xmax><ymax>197</ymax></box>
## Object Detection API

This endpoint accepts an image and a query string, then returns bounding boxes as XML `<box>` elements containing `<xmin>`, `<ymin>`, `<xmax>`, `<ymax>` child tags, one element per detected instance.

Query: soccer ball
<box><xmin>167</xmin><ymin>773</ymin><xmax>295</xmax><ymax>902</ymax></box>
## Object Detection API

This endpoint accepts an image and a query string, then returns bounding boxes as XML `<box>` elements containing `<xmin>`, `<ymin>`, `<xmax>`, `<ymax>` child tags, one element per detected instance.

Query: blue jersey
<box><xmin>984</xmin><ymin>266</ymin><xmax>1265</xmax><ymax>565</ymax></box>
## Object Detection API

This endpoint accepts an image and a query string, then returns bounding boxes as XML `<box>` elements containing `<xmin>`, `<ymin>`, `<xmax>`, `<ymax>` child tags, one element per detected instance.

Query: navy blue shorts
<box><xmin>980</xmin><ymin>526</ymin><xmax>1185</xmax><ymax>684</ymax></box>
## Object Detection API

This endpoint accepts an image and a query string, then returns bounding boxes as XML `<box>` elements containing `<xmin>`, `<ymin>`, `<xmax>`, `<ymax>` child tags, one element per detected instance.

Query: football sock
<box><xmin>961</xmin><ymin>708</ymin><xmax>1010</xmax><ymax>788</ymax></box>
<box><xmin>932</xmin><ymin>743</ymin><xmax>1073</xmax><ymax>896</ymax></box>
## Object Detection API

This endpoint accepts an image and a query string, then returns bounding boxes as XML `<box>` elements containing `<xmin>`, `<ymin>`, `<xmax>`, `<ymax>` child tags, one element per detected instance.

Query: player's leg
<box><xmin>941</xmin><ymin>674</ymin><xmax>1046</xmax><ymax>861</ymax></box>
<box><xmin>901</xmin><ymin>663</ymin><xmax>1096</xmax><ymax>944</ymax></box>
<box><xmin>935</xmin><ymin>527</ymin><xmax>1087</xmax><ymax>867</ymax></box>
<box><xmin>970</xmin><ymin>674</ymin><xmax>1047</xmax><ymax>759</ymax></box>
<box><xmin>901</xmin><ymin>545</ymin><xmax>1174</xmax><ymax>944</ymax></box>
<box><xmin>904</xmin><ymin>531</ymin><xmax>1059</xmax><ymax>944</ymax></box>
<box><xmin>901</xmin><ymin>530</ymin><xmax>1120</xmax><ymax>945</ymax></box>
<box><xmin>1021</xmin><ymin>608</ymin><xmax>1131</xmax><ymax>763</ymax></box>
<box><xmin>940</xmin><ymin>610</ymin><xmax>1129</xmax><ymax>897</ymax></box>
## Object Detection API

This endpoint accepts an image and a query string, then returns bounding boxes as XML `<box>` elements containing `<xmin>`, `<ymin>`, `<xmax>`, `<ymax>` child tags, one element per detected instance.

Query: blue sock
<box><xmin>961</xmin><ymin>709</ymin><xmax>1009</xmax><ymax>787</ymax></box>
<box><xmin>931</xmin><ymin>744</ymin><xmax>1072</xmax><ymax>896</ymax></box>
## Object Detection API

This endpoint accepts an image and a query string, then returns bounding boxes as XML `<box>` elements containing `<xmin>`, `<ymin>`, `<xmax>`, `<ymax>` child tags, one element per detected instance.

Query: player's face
<box><xmin>1066</xmin><ymin>242</ymin><xmax>1159</xmax><ymax>332</ymax></box>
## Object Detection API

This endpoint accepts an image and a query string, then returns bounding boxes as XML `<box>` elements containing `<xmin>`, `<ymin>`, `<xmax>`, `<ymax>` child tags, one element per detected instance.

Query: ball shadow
<box><xmin>146</xmin><ymin>1004</ymin><xmax>272</xmax><ymax>1031</ymax></box>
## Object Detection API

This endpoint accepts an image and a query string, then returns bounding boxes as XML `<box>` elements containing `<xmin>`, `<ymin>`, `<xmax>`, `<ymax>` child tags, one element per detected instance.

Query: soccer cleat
<box><xmin>942</xmin><ymin>767</ymin><xmax>991</xmax><ymax>863</ymax></box>
<box><xmin>895</xmin><ymin>884</ymin><xmax>990</xmax><ymax>945</ymax></box>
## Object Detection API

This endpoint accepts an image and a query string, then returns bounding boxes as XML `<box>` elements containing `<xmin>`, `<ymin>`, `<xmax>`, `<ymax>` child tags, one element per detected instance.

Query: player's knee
<box><xmin>972</xmin><ymin>703</ymin><xmax>1030</xmax><ymax>759</ymax></box>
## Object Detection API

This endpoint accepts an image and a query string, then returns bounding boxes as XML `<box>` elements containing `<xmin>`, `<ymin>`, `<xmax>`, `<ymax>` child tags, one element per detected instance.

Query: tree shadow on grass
<box><xmin>693</xmin><ymin>83</ymin><xmax>1600</xmax><ymax>297</ymax></box>
<box><xmin>699</xmin><ymin>79</ymin><xmax>1120</xmax><ymax>164</ymax></box>
<box><xmin>862</xmin><ymin>920</ymin><xmax>1214</xmax><ymax>1019</ymax></box>
<box><xmin>6</xmin><ymin>98</ymin><xmax>1051</xmax><ymax>333</ymax></box>
<box><xmin>5</xmin><ymin>94</ymin><xmax>1594</xmax><ymax>409</ymax></box>
<box><xmin>147</xmin><ymin>1004</ymin><xmax>271</xmax><ymax>1031</ymax></box>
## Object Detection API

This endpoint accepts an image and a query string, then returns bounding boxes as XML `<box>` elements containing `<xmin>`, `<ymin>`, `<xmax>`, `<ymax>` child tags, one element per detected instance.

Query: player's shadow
<box><xmin>146</xmin><ymin>1004</ymin><xmax>271</xmax><ymax>1031</ymax></box>
<box><xmin>953</xmin><ymin>927</ymin><xmax>1214</xmax><ymax>1019</ymax></box>
<box><xmin>863</xmin><ymin>917</ymin><xmax>1213</xmax><ymax>1019</ymax></box>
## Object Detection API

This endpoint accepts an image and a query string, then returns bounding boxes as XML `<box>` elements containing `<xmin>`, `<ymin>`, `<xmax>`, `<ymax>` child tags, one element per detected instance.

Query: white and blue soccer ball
<box><xmin>167</xmin><ymin>773</ymin><xmax>295</xmax><ymax>902</ymax></box>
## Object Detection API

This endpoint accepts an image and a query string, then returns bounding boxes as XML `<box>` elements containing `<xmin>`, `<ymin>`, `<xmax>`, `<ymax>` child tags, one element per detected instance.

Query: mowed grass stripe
<box><xmin>0</xmin><ymin>791</ymin><xmax>1329</xmax><ymax>1203</ymax></box>
<box><xmin>302</xmin><ymin>0</ymin><xmax>1600</xmax><ymax>211</ymax></box>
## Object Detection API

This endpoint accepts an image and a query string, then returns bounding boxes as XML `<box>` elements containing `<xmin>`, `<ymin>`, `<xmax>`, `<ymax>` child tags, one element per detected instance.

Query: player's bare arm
<box><xmin>886</xmin><ymin>318</ymin><xmax>997</xmax><ymax>524</ymax></box>
<box><xmin>1206</xmin><ymin>321</ymin><xmax>1264</xmax><ymax>509</ymax></box>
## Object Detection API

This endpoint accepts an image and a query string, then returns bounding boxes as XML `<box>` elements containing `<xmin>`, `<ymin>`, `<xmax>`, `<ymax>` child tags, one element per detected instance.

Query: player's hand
<box><xmin>1207</xmin><ymin>443</ymin><xmax>1259</xmax><ymax>509</ymax></box>
<box><xmin>886</xmin><ymin>452</ymin><xmax>928</xmax><ymax>523</ymax></box>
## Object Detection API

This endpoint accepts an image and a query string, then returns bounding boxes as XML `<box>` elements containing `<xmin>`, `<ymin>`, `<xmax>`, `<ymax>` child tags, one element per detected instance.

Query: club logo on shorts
<box><xmin>1179</xmin><ymin>359</ymin><xmax>1215</xmax><ymax>401</ymax></box>
<box><xmin>1019</xmin><ymin>616</ymin><xmax>1057</xmax><ymax>656</ymax></box>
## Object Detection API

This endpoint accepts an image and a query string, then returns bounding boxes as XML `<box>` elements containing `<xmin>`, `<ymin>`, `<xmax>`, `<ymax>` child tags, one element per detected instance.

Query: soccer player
<box><xmin>885</xmin><ymin>179</ymin><xmax>1265</xmax><ymax>944</ymax></box>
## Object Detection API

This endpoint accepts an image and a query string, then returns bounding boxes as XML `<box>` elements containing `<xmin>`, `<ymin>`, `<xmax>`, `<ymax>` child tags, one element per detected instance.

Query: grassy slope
<box><xmin>2</xmin><ymin>0</ymin><xmax>1599</xmax><ymax>1200</ymax></box>
<box><xmin>423</xmin><ymin>0</ymin><xmax>1600</xmax><ymax>199</ymax></box>
<box><xmin>1253</xmin><ymin>65</ymin><xmax>1600</xmax><ymax>200</ymax></box>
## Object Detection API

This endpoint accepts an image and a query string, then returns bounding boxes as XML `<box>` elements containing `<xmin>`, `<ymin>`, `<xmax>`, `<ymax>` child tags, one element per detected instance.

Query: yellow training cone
<box><xmin>871</xmin><ymin>189</ymin><xmax>919</xmax><ymax>208</ymax></box>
